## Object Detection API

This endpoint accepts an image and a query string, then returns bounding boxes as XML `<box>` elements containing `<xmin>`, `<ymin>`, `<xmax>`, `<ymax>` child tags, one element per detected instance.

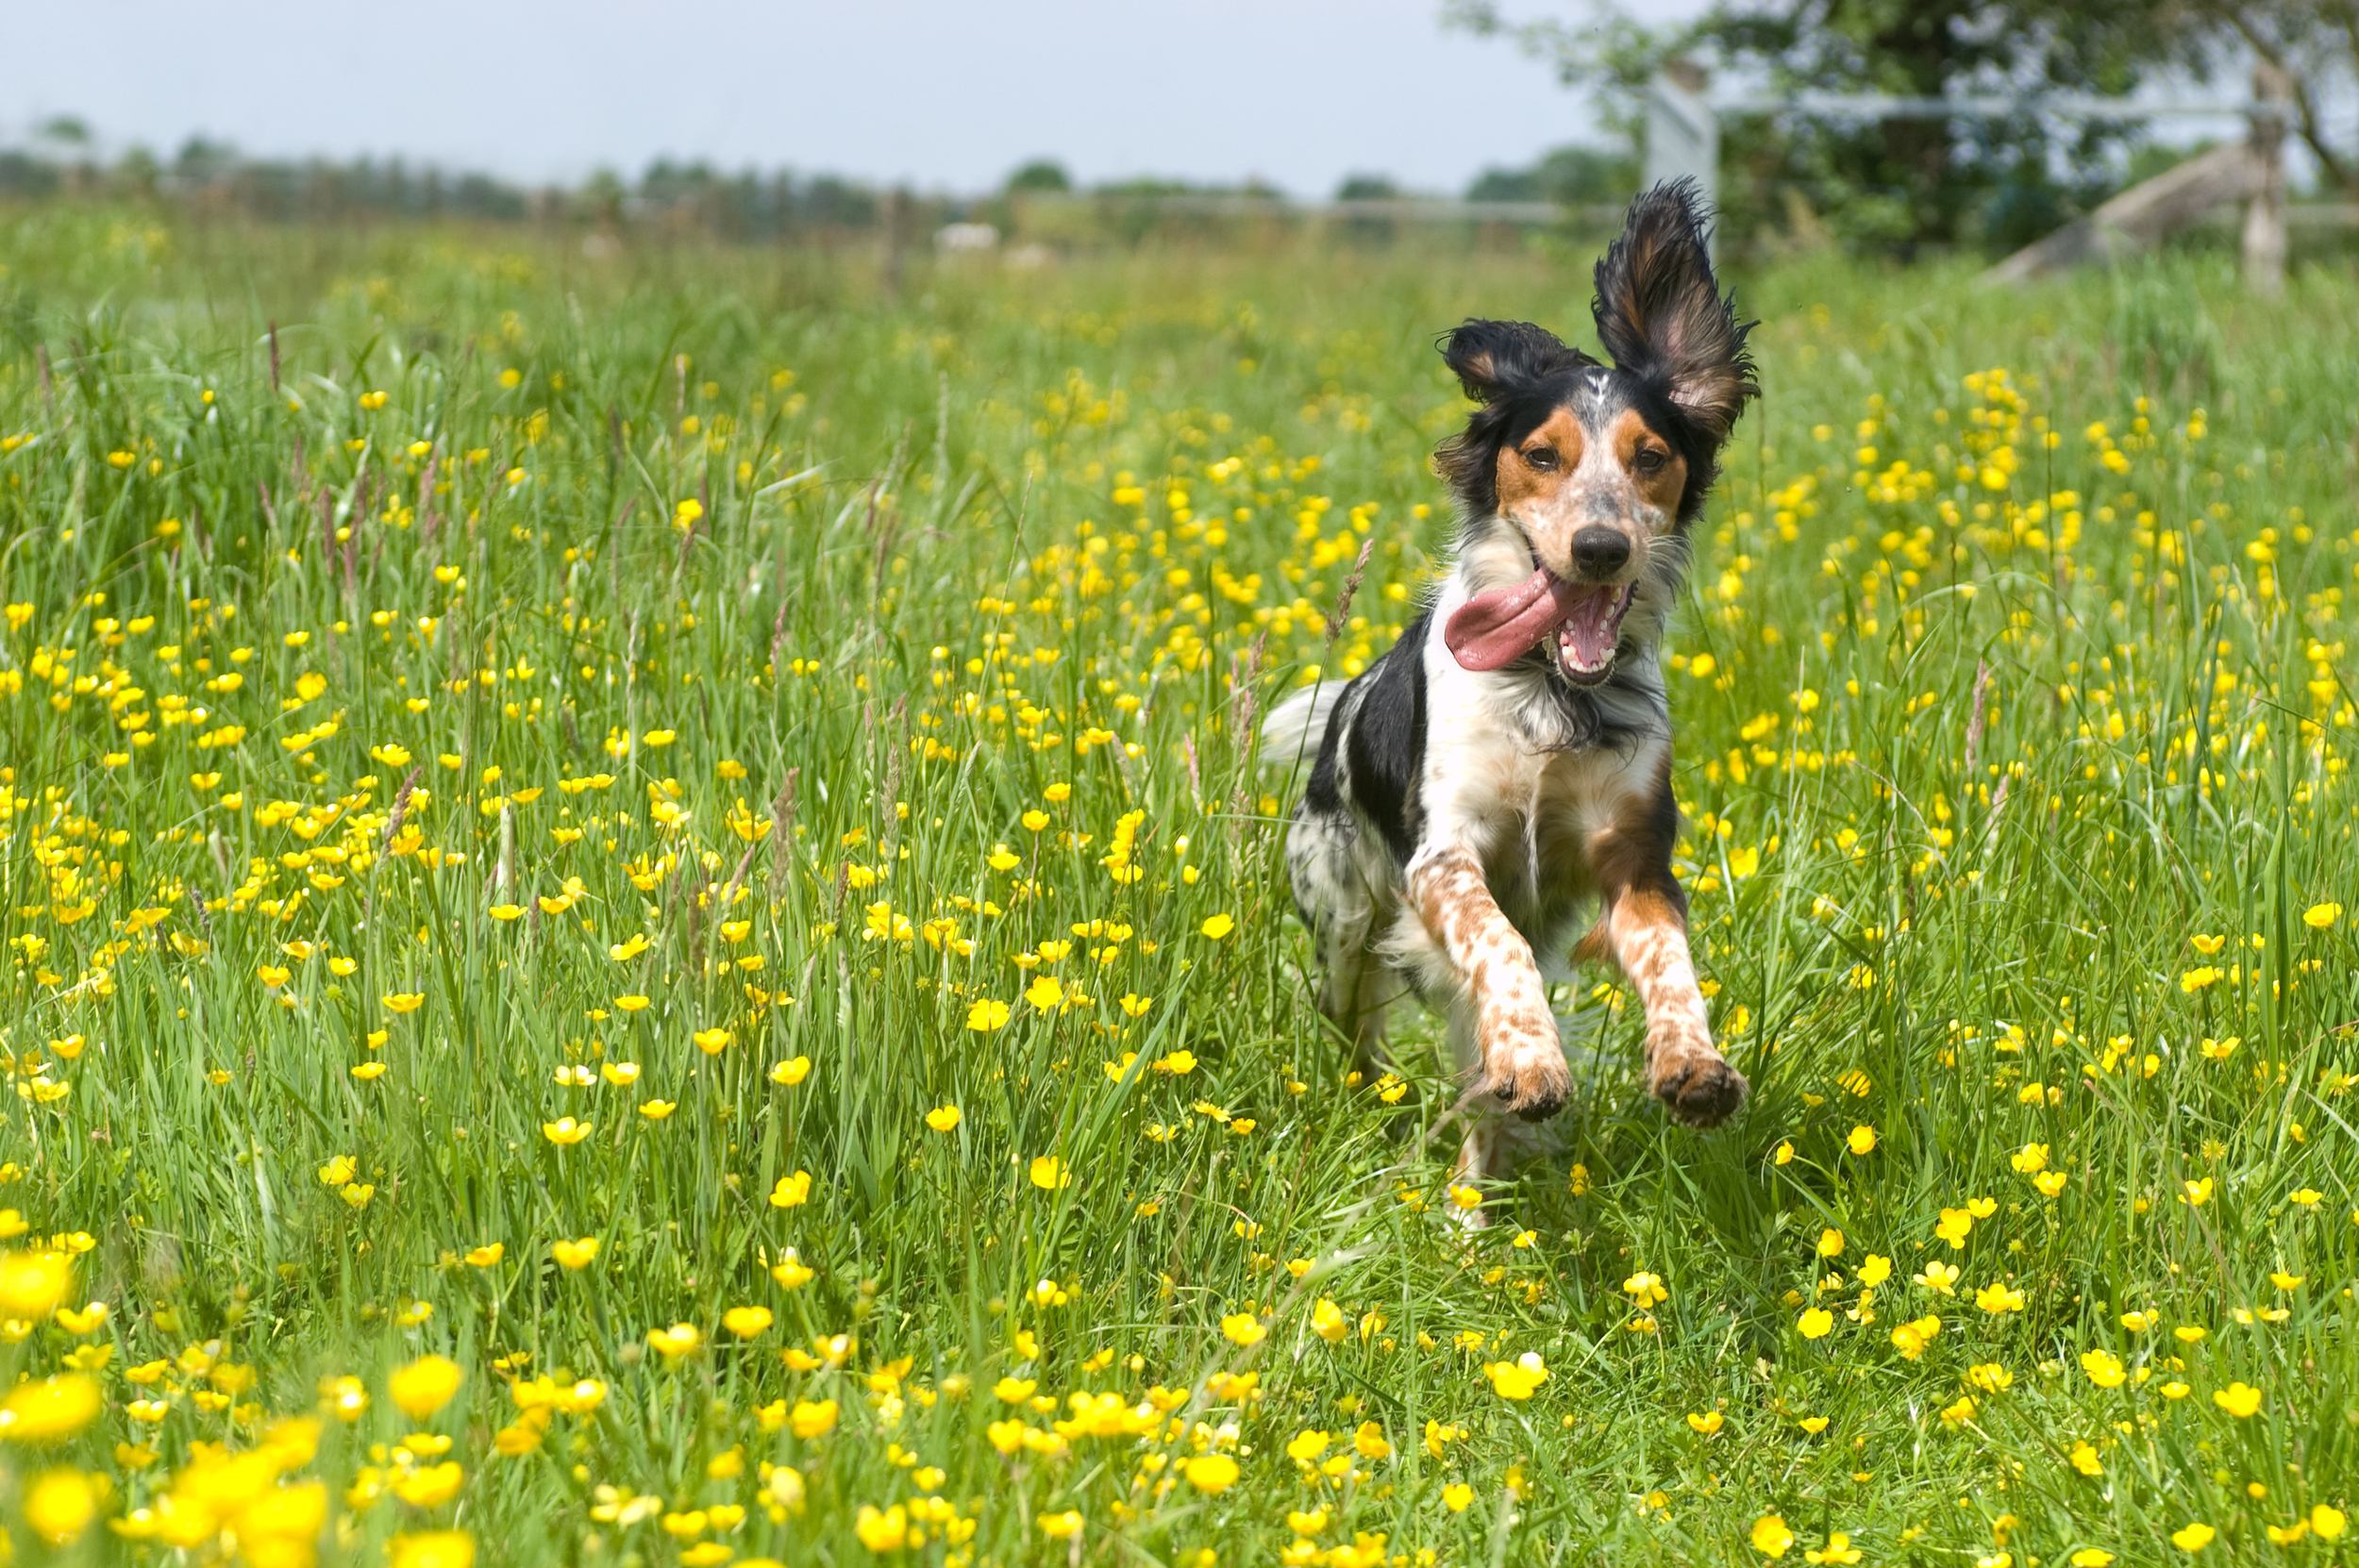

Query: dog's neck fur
<box><xmin>1441</xmin><ymin>509</ymin><xmax>1681</xmax><ymax>755</ymax></box>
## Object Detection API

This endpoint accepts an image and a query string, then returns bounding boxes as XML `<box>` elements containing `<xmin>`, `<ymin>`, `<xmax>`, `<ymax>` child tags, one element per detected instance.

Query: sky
<box><xmin>3</xmin><ymin>0</ymin><xmax>1710</xmax><ymax>198</ymax></box>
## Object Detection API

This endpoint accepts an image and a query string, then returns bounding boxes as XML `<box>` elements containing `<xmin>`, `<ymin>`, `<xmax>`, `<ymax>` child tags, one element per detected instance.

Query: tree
<box><xmin>2174</xmin><ymin>2</ymin><xmax>2359</xmax><ymax>194</ymax></box>
<box><xmin>1465</xmin><ymin>143</ymin><xmax>1638</xmax><ymax>204</ymax></box>
<box><xmin>1444</xmin><ymin>1</ymin><xmax>2344</xmax><ymax>249</ymax></box>
<box><xmin>1006</xmin><ymin>160</ymin><xmax>1074</xmax><ymax>194</ymax></box>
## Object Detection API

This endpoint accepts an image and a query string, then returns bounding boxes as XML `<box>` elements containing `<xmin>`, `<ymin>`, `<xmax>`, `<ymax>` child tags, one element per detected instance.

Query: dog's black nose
<box><xmin>1569</xmin><ymin>526</ymin><xmax>1631</xmax><ymax>578</ymax></box>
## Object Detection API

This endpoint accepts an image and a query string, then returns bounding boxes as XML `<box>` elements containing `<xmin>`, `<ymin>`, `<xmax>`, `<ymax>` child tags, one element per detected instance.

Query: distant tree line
<box><xmin>0</xmin><ymin>124</ymin><xmax>910</xmax><ymax>236</ymax></box>
<box><xmin>0</xmin><ymin>123</ymin><xmax>1639</xmax><ymax>238</ymax></box>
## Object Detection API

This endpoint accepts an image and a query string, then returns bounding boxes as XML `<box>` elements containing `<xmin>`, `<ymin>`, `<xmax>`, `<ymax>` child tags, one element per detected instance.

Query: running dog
<box><xmin>1264</xmin><ymin>180</ymin><xmax>1757</xmax><ymax>1187</ymax></box>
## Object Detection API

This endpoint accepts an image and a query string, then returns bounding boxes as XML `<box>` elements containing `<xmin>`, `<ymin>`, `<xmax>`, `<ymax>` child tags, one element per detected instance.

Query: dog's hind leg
<box><xmin>1318</xmin><ymin>927</ymin><xmax>1395</xmax><ymax>1088</ymax></box>
<box><xmin>1290</xmin><ymin>801</ymin><xmax>1398</xmax><ymax>1085</ymax></box>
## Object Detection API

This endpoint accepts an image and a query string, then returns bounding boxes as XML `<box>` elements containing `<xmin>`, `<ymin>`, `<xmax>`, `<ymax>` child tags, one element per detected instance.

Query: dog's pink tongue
<box><xmin>1561</xmin><ymin>585</ymin><xmax>1624</xmax><ymax>670</ymax></box>
<box><xmin>1444</xmin><ymin>569</ymin><xmax>1581</xmax><ymax>672</ymax></box>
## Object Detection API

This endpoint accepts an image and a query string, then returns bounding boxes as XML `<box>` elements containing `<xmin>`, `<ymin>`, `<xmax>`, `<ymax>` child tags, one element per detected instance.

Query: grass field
<box><xmin>1</xmin><ymin>206</ymin><xmax>2356</xmax><ymax>1566</ymax></box>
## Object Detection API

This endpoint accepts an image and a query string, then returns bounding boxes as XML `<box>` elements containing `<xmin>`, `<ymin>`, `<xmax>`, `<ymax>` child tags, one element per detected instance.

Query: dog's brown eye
<box><xmin>1632</xmin><ymin>447</ymin><xmax>1667</xmax><ymax>473</ymax></box>
<box><xmin>1522</xmin><ymin>446</ymin><xmax>1559</xmax><ymax>471</ymax></box>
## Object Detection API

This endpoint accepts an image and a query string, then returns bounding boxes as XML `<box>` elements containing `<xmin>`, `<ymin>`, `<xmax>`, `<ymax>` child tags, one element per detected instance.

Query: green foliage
<box><xmin>1465</xmin><ymin>145</ymin><xmax>1640</xmax><ymax>207</ymax></box>
<box><xmin>1005</xmin><ymin>162</ymin><xmax>1074</xmax><ymax>196</ymax></box>
<box><xmin>1449</xmin><ymin>0</ymin><xmax>2275</xmax><ymax>252</ymax></box>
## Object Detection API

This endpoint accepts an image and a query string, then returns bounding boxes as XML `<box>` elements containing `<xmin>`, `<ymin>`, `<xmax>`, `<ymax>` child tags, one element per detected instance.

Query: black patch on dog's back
<box><xmin>1304</xmin><ymin>702</ymin><xmax>1348</xmax><ymax>816</ymax></box>
<box><xmin>1343</xmin><ymin>612</ymin><xmax>1430</xmax><ymax>865</ymax></box>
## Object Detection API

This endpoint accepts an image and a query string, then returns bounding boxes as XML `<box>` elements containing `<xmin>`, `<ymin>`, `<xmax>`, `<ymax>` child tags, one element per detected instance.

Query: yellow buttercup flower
<box><xmin>23</xmin><ymin>1469</ymin><xmax>97</xmax><ymax>1544</ymax></box>
<box><xmin>52</xmin><ymin>1301</ymin><xmax>107</xmax><ymax>1335</ymax></box>
<box><xmin>1311</xmin><ymin>1297</ymin><xmax>1347</xmax><ymax>1342</ymax></box>
<box><xmin>323</xmin><ymin>1376</ymin><xmax>369</xmax><ymax>1421</ymax></box>
<box><xmin>2079</xmin><ymin>1349</ymin><xmax>2124</xmax><ymax>1388</ymax></box>
<box><xmin>390</xmin><ymin>1532</ymin><xmax>477</xmax><ymax>1568</ymax></box>
<box><xmin>770</xmin><ymin>1171</ymin><xmax>813</xmax><ymax>1208</ymax></box>
<box><xmin>1914</xmin><ymin>1260</ymin><xmax>1960</xmax><ymax>1294</ymax></box>
<box><xmin>646</xmin><ymin>1323</ymin><xmax>703</xmax><ymax>1360</ymax></box>
<box><xmin>0</xmin><ymin>1375</ymin><xmax>103</xmax><ymax>1442</ymax></box>
<box><xmin>0</xmin><ymin>1252</ymin><xmax>75</xmax><ymax>1321</ymax></box>
<box><xmin>551</xmin><ymin>1237</ymin><xmax>600</xmax><ymax>1270</ymax></box>
<box><xmin>1804</xmin><ymin>1533</ymin><xmax>1860</xmax><ymax>1565</ymax></box>
<box><xmin>389</xmin><ymin>1356</ymin><xmax>464</xmax><ymax>1421</ymax></box>
<box><xmin>394</xmin><ymin>1461</ymin><xmax>465</xmax><ymax>1508</ymax></box>
<box><xmin>925</xmin><ymin>1105</ymin><xmax>961</xmax><ymax>1131</ymax></box>
<box><xmin>1482</xmin><ymin>1352</ymin><xmax>1548</xmax><ymax>1399</ymax></box>
<box><xmin>1183</xmin><ymin>1453</ymin><xmax>1238</xmax><ymax>1493</ymax></box>
<box><xmin>1752</xmin><ymin>1515</ymin><xmax>1797</xmax><ymax>1558</ymax></box>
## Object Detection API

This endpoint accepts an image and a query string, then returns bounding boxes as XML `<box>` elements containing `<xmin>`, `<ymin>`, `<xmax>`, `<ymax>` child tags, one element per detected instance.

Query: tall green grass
<box><xmin>0</xmin><ymin>208</ymin><xmax>2352</xmax><ymax>1565</ymax></box>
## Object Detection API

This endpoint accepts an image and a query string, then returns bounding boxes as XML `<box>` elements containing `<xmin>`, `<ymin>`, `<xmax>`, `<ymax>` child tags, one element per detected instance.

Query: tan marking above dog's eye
<box><xmin>1520</xmin><ymin>445</ymin><xmax>1560</xmax><ymax>471</ymax></box>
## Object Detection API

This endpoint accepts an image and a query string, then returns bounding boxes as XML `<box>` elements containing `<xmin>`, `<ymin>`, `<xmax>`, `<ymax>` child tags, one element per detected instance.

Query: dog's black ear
<box><xmin>1439</xmin><ymin>318</ymin><xmax>1589</xmax><ymax>404</ymax></box>
<box><xmin>1592</xmin><ymin>180</ymin><xmax>1757</xmax><ymax>442</ymax></box>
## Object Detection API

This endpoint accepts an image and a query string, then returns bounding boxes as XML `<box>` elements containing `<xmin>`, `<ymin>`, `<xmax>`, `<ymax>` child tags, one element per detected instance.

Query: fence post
<box><xmin>1646</xmin><ymin>59</ymin><xmax>1719</xmax><ymax>250</ymax></box>
<box><xmin>881</xmin><ymin>188</ymin><xmax>913</xmax><ymax>299</ymax></box>
<box><xmin>2241</xmin><ymin>63</ymin><xmax>2289</xmax><ymax>298</ymax></box>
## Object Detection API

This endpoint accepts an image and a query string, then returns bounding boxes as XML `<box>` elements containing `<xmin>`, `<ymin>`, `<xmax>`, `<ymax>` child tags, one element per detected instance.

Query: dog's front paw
<box><xmin>1479</xmin><ymin>1010</ymin><xmax>1571</xmax><ymax>1122</ymax></box>
<box><xmin>1648</xmin><ymin>1037</ymin><xmax>1746</xmax><ymax>1127</ymax></box>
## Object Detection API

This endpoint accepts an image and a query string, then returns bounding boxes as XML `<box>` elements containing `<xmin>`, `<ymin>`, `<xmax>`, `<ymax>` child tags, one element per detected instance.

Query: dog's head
<box><xmin>1432</xmin><ymin>181</ymin><xmax>1756</xmax><ymax>683</ymax></box>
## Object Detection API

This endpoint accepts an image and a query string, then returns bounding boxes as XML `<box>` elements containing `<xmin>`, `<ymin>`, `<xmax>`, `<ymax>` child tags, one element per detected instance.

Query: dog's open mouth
<box><xmin>1444</xmin><ymin>568</ymin><xmax>1633</xmax><ymax>684</ymax></box>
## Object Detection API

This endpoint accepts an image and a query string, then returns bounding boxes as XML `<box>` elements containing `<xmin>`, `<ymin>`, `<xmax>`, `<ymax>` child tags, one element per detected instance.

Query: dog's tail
<box><xmin>1260</xmin><ymin>679</ymin><xmax>1343</xmax><ymax>781</ymax></box>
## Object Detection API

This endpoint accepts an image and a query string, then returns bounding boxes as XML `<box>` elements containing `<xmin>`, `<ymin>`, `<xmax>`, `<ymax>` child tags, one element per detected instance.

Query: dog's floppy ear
<box><xmin>1591</xmin><ymin>180</ymin><xmax>1757</xmax><ymax>442</ymax></box>
<box><xmin>1439</xmin><ymin>318</ymin><xmax>1590</xmax><ymax>404</ymax></box>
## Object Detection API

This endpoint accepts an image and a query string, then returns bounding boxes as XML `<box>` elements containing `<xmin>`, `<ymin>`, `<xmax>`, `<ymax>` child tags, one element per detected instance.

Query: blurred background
<box><xmin>7</xmin><ymin>0</ymin><xmax>2357</xmax><ymax>271</ymax></box>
